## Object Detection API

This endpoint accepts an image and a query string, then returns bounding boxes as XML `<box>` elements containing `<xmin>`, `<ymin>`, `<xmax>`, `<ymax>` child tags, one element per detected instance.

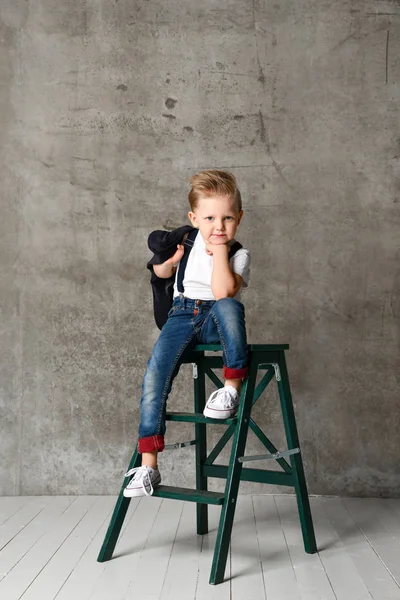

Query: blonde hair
<box><xmin>188</xmin><ymin>169</ymin><xmax>242</xmax><ymax>212</ymax></box>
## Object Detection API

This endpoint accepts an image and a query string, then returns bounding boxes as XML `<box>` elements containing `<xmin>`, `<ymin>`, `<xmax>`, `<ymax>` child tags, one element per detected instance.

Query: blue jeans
<box><xmin>138</xmin><ymin>295</ymin><xmax>248</xmax><ymax>453</ymax></box>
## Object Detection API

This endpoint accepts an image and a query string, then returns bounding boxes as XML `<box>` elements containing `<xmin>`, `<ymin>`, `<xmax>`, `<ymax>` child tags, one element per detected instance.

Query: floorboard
<box><xmin>0</xmin><ymin>495</ymin><xmax>399</xmax><ymax>600</ymax></box>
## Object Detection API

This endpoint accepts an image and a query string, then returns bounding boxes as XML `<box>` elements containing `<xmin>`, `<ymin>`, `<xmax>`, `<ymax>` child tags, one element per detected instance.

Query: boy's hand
<box><xmin>165</xmin><ymin>244</ymin><xmax>185</xmax><ymax>267</ymax></box>
<box><xmin>205</xmin><ymin>242</ymin><xmax>229</xmax><ymax>257</ymax></box>
<box><xmin>153</xmin><ymin>242</ymin><xmax>184</xmax><ymax>278</ymax></box>
<box><xmin>164</xmin><ymin>232</ymin><xmax>189</xmax><ymax>267</ymax></box>
<box><xmin>153</xmin><ymin>233</ymin><xmax>190</xmax><ymax>278</ymax></box>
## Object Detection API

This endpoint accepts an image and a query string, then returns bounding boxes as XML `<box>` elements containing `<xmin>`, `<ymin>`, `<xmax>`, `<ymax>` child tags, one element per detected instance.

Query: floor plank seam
<box><xmin>343</xmin><ymin>498</ymin><xmax>400</xmax><ymax>591</ymax></box>
<box><xmin>251</xmin><ymin>496</ymin><xmax>267</xmax><ymax>600</ymax></box>
<box><xmin>18</xmin><ymin>497</ymin><xmax>96</xmax><ymax>600</ymax></box>
<box><xmin>272</xmin><ymin>495</ymin><xmax>299</xmax><ymax>589</ymax></box>
<box><xmin>120</xmin><ymin>498</ymin><xmax>164</xmax><ymax>599</ymax></box>
<box><xmin>345</xmin><ymin>509</ymin><xmax>400</xmax><ymax>590</ymax></box>
<box><xmin>53</xmin><ymin>497</ymin><xmax>114</xmax><ymax>599</ymax></box>
<box><xmin>158</xmin><ymin>501</ymin><xmax>185</xmax><ymax>598</ymax></box>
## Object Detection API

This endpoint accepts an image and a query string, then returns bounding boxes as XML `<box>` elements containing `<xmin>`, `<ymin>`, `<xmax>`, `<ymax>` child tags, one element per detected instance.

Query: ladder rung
<box><xmin>152</xmin><ymin>485</ymin><xmax>225</xmax><ymax>505</ymax></box>
<box><xmin>166</xmin><ymin>411</ymin><xmax>237</xmax><ymax>425</ymax></box>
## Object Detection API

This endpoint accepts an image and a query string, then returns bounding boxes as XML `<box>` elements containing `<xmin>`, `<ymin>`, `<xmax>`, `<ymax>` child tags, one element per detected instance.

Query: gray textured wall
<box><xmin>1</xmin><ymin>0</ymin><xmax>399</xmax><ymax>497</ymax></box>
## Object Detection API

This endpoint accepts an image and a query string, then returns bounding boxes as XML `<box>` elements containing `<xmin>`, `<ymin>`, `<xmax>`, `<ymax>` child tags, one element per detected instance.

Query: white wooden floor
<box><xmin>1</xmin><ymin>495</ymin><xmax>400</xmax><ymax>599</ymax></box>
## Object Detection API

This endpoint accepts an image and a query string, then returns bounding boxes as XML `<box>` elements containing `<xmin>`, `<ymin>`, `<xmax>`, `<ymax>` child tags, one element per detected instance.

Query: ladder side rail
<box><xmin>97</xmin><ymin>446</ymin><xmax>141</xmax><ymax>562</ymax></box>
<box><xmin>209</xmin><ymin>353</ymin><xmax>259</xmax><ymax>584</ymax></box>
<box><xmin>276</xmin><ymin>350</ymin><xmax>317</xmax><ymax>554</ymax></box>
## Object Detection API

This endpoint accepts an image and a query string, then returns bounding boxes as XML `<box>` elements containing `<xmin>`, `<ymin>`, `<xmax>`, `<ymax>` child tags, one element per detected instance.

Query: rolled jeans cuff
<box><xmin>138</xmin><ymin>434</ymin><xmax>165</xmax><ymax>453</ymax></box>
<box><xmin>223</xmin><ymin>366</ymin><xmax>248</xmax><ymax>379</ymax></box>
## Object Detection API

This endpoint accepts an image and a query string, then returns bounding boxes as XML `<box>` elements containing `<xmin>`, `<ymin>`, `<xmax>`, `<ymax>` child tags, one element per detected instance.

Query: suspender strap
<box><xmin>176</xmin><ymin>228</ymin><xmax>198</xmax><ymax>293</ymax></box>
<box><xmin>228</xmin><ymin>241</ymin><xmax>243</xmax><ymax>259</ymax></box>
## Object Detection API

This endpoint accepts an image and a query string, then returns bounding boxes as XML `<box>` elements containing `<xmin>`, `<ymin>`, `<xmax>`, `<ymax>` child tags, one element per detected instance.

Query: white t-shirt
<box><xmin>173</xmin><ymin>231</ymin><xmax>251</xmax><ymax>301</ymax></box>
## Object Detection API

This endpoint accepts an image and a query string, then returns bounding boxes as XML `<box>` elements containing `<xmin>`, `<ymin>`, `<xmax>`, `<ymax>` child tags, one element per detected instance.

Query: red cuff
<box><xmin>138</xmin><ymin>435</ymin><xmax>165</xmax><ymax>453</ymax></box>
<box><xmin>223</xmin><ymin>366</ymin><xmax>248</xmax><ymax>379</ymax></box>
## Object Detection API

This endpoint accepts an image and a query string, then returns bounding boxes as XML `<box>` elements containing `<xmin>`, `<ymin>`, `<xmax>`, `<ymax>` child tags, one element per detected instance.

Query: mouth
<box><xmin>212</xmin><ymin>234</ymin><xmax>226</xmax><ymax>237</ymax></box>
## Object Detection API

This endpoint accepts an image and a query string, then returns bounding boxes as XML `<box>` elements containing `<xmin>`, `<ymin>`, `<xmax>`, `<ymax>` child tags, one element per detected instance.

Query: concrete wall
<box><xmin>1</xmin><ymin>0</ymin><xmax>399</xmax><ymax>497</ymax></box>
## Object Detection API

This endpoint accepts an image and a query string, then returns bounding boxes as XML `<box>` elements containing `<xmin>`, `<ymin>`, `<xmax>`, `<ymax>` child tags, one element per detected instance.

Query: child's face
<box><xmin>188</xmin><ymin>194</ymin><xmax>243</xmax><ymax>245</ymax></box>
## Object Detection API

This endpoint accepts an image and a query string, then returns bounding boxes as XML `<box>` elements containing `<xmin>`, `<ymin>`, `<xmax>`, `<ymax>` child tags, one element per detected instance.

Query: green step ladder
<box><xmin>97</xmin><ymin>344</ymin><xmax>317</xmax><ymax>585</ymax></box>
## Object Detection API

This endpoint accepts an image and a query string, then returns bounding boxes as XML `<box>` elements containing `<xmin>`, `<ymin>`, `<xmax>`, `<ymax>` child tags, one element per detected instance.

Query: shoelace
<box><xmin>209</xmin><ymin>388</ymin><xmax>238</xmax><ymax>409</ymax></box>
<box><xmin>124</xmin><ymin>466</ymin><xmax>155</xmax><ymax>497</ymax></box>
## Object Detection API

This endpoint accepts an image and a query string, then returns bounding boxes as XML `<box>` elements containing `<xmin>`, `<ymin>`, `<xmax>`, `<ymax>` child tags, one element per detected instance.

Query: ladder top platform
<box><xmin>192</xmin><ymin>344</ymin><xmax>289</xmax><ymax>352</ymax></box>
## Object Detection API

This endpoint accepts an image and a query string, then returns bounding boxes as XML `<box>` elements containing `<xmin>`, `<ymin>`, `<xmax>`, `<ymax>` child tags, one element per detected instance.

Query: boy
<box><xmin>124</xmin><ymin>170</ymin><xmax>251</xmax><ymax>497</ymax></box>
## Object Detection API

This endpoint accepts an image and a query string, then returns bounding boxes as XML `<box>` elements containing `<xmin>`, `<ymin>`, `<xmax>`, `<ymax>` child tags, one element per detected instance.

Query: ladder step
<box><xmin>166</xmin><ymin>411</ymin><xmax>237</xmax><ymax>424</ymax></box>
<box><xmin>152</xmin><ymin>485</ymin><xmax>225</xmax><ymax>505</ymax></box>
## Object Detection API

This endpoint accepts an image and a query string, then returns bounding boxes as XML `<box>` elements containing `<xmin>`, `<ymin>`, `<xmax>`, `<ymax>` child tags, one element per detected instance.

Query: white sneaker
<box><xmin>203</xmin><ymin>385</ymin><xmax>240</xmax><ymax>419</ymax></box>
<box><xmin>123</xmin><ymin>466</ymin><xmax>161</xmax><ymax>497</ymax></box>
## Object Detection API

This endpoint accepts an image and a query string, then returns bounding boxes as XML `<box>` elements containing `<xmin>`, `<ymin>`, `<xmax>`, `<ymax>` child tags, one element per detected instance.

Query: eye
<box><xmin>225</xmin><ymin>216</ymin><xmax>233</xmax><ymax>221</ymax></box>
<box><xmin>205</xmin><ymin>217</ymin><xmax>213</xmax><ymax>221</ymax></box>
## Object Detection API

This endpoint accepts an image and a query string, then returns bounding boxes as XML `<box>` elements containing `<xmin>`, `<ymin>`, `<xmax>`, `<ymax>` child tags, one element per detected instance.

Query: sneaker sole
<box><xmin>203</xmin><ymin>406</ymin><xmax>238</xmax><ymax>419</ymax></box>
<box><xmin>123</xmin><ymin>474</ymin><xmax>161</xmax><ymax>498</ymax></box>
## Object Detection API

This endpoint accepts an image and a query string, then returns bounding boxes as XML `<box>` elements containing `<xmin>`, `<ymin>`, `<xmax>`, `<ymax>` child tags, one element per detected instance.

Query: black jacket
<box><xmin>147</xmin><ymin>226</ymin><xmax>194</xmax><ymax>330</ymax></box>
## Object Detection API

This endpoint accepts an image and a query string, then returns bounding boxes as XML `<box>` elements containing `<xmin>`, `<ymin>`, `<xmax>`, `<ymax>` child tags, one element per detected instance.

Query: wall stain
<box><xmin>165</xmin><ymin>97</ymin><xmax>177</xmax><ymax>109</ymax></box>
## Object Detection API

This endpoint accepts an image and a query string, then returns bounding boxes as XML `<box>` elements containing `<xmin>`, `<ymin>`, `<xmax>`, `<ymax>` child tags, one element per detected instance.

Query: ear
<box><xmin>188</xmin><ymin>211</ymin><xmax>198</xmax><ymax>228</ymax></box>
<box><xmin>237</xmin><ymin>209</ymin><xmax>244</xmax><ymax>225</ymax></box>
